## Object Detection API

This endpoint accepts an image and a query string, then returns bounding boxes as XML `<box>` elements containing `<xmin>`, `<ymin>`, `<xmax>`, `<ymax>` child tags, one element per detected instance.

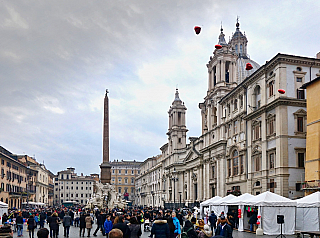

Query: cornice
<box><xmin>199</xmin><ymin>140</ymin><xmax>227</xmax><ymax>153</ymax></box>
<box><xmin>244</xmin><ymin>97</ymin><xmax>306</xmax><ymax>120</ymax></box>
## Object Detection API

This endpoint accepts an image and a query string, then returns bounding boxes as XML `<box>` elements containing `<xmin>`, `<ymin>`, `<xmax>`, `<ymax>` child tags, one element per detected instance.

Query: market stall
<box><xmin>245</xmin><ymin>191</ymin><xmax>296</xmax><ymax>235</ymax></box>
<box><xmin>223</xmin><ymin>193</ymin><xmax>255</xmax><ymax>231</ymax></box>
<box><xmin>200</xmin><ymin>196</ymin><xmax>221</xmax><ymax>219</ymax></box>
<box><xmin>296</xmin><ymin>192</ymin><xmax>320</xmax><ymax>231</ymax></box>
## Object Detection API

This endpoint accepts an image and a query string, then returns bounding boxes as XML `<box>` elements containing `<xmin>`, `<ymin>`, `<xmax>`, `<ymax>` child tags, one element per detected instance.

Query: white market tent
<box><xmin>245</xmin><ymin>191</ymin><xmax>297</xmax><ymax>235</ymax></box>
<box><xmin>209</xmin><ymin>194</ymin><xmax>236</xmax><ymax>217</ymax></box>
<box><xmin>296</xmin><ymin>191</ymin><xmax>320</xmax><ymax>231</ymax></box>
<box><xmin>200</xmin><ymin>196</ymin><xmax>221</xmax><ymax>218</ymax></box>
<box><xmin>0</xmin><ymin>202</ymin><xmax>8</xmax><ymax>219</ymax></box>
<box><xmin>223</xmin><ymin>193</ymin><xmax>255</xmax><ymax>232</ymax></box>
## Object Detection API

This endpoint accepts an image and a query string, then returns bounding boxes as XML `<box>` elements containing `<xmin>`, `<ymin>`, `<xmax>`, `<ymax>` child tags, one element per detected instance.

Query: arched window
<box><xmin>235</xmin><ymin>45</ymin><xmax>238</xmax><ymax>54</ymax></box>
<box><xmin>240</xmin><ymin>44</ymin><xmax>243</xmax><ymax>55</ymax></box>
<box><xmin>233</xmin><ymin>150</ymin><xmax>239</xmax><ymax>175</ymax></box>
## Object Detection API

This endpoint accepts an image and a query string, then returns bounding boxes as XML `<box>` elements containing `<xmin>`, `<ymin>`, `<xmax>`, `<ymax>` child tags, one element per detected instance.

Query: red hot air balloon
<box><xmin>246</xmin><ymin>63</ymin><xmax>253</xmax><ymax>70</ymax></box>
<box><xmin>194</xmin><ymin>26</ymin><xmax>201</xmax><ymax>35</ymax></box>
<box><xmin>278</xmin><ymin>89</ymin><xmax>285</xmax><ymax>94</ymax></box>
<box><xmin>215</xmin><ymin>44</ymin><xmax>222</xmax><ymax>49</ymax></box>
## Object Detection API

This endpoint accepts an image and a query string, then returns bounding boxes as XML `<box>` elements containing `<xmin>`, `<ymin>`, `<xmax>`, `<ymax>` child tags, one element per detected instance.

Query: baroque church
<box><xmin>135</xmin><ymin>21</ymin><xmax>320</xmax><ymax>208</ymax></box>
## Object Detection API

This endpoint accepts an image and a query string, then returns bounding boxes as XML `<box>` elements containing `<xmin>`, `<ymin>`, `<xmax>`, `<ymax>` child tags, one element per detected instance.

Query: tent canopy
<box><xmin>296</xmin><ymin>191</ymin><xmax>320</xmax><ymax>207</ymax></box>
<box><xmin>245</xmin><ymin>191</ymin><xmax>296</xmax><ymax>207</ymax></box>
<box><xmin>200</xmin><ymin>196</ymin><xmax>221</xmax><ymax>206</ymax></box>
<box><xmin>0</xmin><ymin>201</ymin><xmax>8</xmax><ymax>208</ymax></box>
<box><xmin>223</xmin><ymin>193</ymin><xmax>255</xmax><ymax>205</ymax></box>
<box><xmin>210</xmin><ymin>194</ymin><xmax>236</xmax><ymax>206</ymax></box>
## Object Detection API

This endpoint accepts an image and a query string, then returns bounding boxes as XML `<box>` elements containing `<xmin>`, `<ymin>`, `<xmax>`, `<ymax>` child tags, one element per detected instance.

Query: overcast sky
<box><xmin>0</xmin><ymin>1</ymin><xmax>319</xmax><ymax>175</ymax></box>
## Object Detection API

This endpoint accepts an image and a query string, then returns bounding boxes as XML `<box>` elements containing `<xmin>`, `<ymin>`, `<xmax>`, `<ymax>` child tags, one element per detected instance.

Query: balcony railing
<box><xmin>302</xmin><ymin>180</ymin><xmax>320</xmax><ymax>190</ymax></box>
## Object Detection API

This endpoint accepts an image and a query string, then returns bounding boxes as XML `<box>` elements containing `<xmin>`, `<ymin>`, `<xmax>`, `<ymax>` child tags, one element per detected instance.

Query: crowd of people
<box><xmin>1</xmin><ymin>207</ymin><xmax>240</xmax><ymax>238</ymax></box>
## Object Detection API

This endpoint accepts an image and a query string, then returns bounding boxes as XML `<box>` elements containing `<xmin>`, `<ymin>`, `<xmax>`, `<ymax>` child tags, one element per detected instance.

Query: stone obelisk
<box><xmin>100</xmin><ymin>89</ymin><xmax>112</xmax><ymax>184</ymax></box>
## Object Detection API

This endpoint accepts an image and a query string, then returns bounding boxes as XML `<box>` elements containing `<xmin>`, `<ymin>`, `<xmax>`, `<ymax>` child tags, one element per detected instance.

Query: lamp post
<box><xmin>179</xmin><ymin>191</ymin><xmax>182</xmax><ymax>208</ymax></box>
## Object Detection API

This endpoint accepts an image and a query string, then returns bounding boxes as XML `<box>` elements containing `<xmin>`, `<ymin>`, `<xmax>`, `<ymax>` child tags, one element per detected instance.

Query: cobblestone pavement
<box><xmin>15</xmin><ymin>224</ymin><xmax>299</xmax><ymax>238</ymax></box>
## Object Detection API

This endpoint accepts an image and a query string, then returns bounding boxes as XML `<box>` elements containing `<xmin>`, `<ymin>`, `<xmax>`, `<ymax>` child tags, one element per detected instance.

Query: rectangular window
<box><xmin>119</xmin><ymin>170</ymin><xmax>121</xmax><ymax>174</ymax></box>
<box><xmin>298</xmin><ymin>153</ymin><xmax>305</xmax><ymax>168</ymax></box>
<box><xmin>233</xmin><ymin>157</ymin><xmax>238</xmax><ymax>175</ymax></box>
<box><xmin>255</xmin><ymin>157</ymin><xmax>261</xmax><ymax>171</ymax></box>
<box><xmin>234</xmin><ymin>121</ymin><xmax>238</xmax><ymax>134</ymax></box>
<box><xmin>212</xmin><ymin>166</ymin><xmax>215</xmax><ymax>179</ymax></box>
<box><xmin>270</xmin><ymin>153</ymin><xmax>275</xmax><ymax>169</ymax></box>
<box><xmin>297</xmin><ymin>117</ymin><xmax>304</xmax><ymax>132</ymax></box>
<box><xmin>267</xmin><ymin>118</ymin><xmax>275</xmax><ymax>135</ymax></box>
<box><xmin>227</xmin><ymin>160</ymin><xmax>231</xmax><ymax>177</ymax></box>
<box><xmin>297</xmin><ymin>89</ymin><xmax>305</xmax><ymax>99</ymax></box>
<box><xmin>268</xmin><ymin>81</ymin><xmax>274</xmax><ymax>96</ymax></box>
<box><xmin>296</xmin><ymin>183</ymin><xmax>302</xmax><ymax>191</ymax></box>
<box><xmin>240</xmin><ymin>155</ymin><xmax>244</xmax><ymax>174</ymax></box>
<box><xmin>296</xmin><ymin>77</ymin><xmax>302</xmax><ymax>82</ymax></box>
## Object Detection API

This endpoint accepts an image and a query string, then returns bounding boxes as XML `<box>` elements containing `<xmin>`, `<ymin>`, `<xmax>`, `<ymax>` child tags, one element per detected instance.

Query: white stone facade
<box><xmin>136</xmin><ymin>21</ymin><xmax>320</xmax><ymax>208</ymax></box>
<box><xmin>54</xmin><ymin>167</ymin><xmax>95</xmax><ymax>206</ymax></box>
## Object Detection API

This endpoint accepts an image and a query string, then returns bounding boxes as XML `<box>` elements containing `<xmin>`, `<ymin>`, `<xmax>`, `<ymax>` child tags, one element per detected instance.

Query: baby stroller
<box><xmin>144</xmin><ymin>219</ymin><xmax>151</xmax><ymax>232</ymax></box>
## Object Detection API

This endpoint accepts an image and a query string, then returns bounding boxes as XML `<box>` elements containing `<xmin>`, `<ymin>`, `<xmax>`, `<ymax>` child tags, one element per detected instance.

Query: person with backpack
<box><xmin>181</xmin><ymin>220</ymin><xmax>197</xmax><ymax>238</ymax></box>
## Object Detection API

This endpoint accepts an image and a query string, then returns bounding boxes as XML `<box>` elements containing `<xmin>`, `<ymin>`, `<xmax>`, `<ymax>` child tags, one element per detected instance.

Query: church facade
<box><xmin>135</xmin><ymin>21</ymin><xmax>320</xmax><ymax>207</ymax></box>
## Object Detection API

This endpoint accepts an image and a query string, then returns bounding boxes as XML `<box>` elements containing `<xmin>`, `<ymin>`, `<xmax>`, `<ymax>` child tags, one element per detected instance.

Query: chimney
<box><xmin>317</xmin><ymin>52</ymin><xmax>320</xmax><ymax>59</ymax></box>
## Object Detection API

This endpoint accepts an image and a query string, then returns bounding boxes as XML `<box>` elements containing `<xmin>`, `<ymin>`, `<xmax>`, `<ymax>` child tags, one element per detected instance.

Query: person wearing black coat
<box><xmin>209</xmin><ymin>211</ymin><xmax>217</xmax><ymax>233</ymax></box>
<box><xmin>182</xmin><ymin>220</ymin><xmax>197</xmax><ymax>238</ymax></box>
<box><xmin>50</xmin><ymin>213</ymin><xmax>60</xmax><ymax>238</ymax></box>
<box><xmin>113</xmin><ymin>216</ymin><xmax>131</xmax><ymax>238</ymax></box>
<box><xmin>93</xmin><ymin>212</ymin><xmax>105</xmax><ymax>236</ymax></box>
<box><xmin>79</xmin><ymin>213</ymin><xmax>86</xmax><ymax>237</ymax></box>
<box><xmin>27</xmin><ymin>215</ymin><xmax>36</xmax><ymax>238</ymax></box>
<box><xmin>150</xmin><ymin>216</ymin><xmax>170</xmax><ymax>238</ymax></box>
<box><xmin>47</xmin><ymin>215</ymin><xmax>53</xmax><ymax>238</ymax></box>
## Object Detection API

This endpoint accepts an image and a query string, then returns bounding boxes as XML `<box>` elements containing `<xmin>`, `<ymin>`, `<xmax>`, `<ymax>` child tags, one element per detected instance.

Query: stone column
<box><xmin>198</xmin><ymin>166</ymin><xmax>203</xmax><ymax>201</ymax></box>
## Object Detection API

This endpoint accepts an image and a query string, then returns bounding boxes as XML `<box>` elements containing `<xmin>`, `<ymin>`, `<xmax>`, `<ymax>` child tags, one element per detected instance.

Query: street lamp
<box><xmin>179</xmin><ymin>191</ymin><xmax>182</xmax><ymax>208</ymax></box>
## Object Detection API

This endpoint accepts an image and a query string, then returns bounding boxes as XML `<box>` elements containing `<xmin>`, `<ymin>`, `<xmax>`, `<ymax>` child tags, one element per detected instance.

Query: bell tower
<box><xmin>167</xmin><ymin>89</ymin><xmax>188</xmax><ymax>154</ymax></box>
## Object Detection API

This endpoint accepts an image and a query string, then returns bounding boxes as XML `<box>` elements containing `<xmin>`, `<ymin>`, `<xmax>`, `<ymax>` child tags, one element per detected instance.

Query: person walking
<box><xmin>128</xmin><ymin>217</ymin><xmax>142</xmax><ymax>238</ymax></box>
<box><xmin>50</xmin><ymin>213</ymin><xmax>60</xmax><ymax>238</ymax></box>
<box><xmin>150</xmin><ymin>214</ymin><xmax>170</xmax><ymax>238</ymax></box>
<box><xmin>181</xmin><ymin>220</ymin><xmax>197</xmax><ymax>238</ymax></box>
<box><xmin>248</xmin><ymin>212</ymin><xmax>257</xmax><ymax>232</ymax></box>
<box><xmin>104</xmin><ymin>215</ymin><xmax>113</xmax><ymax>238</ymax></box>
<box><xmin>74</xmin><ymin>211</ymin><xmax>80</xmax><ymax>227</ymax></box>
<box><xmin>166</xmin><ymin>217</ymin><xmax>175</xmax><ymax>238</ymax></box>
<box><xmin>16</xmin><ymin>212</ymin><xmax>24</xmax><ymax>237</ymax></box>
<box><xmin>172</xmin><ymin>212</ymin><xmax>181</xmax><ymax>238</ymax></box>
<box><xmin>79</xmin><ymin>213</ymin><xmax>86</xmax><ymax>237</ymax></box>
<box><xmin>215</xmin><ymin>215</ymin><xmax>232</xmax><ymax>238</ymax></box>
<box><xmin>208</xmin><ymin>211</ymin><xmax>217</xmax><ymax>233</ymax></box>
<box><xmin>63</xmin><ymin>213</ymin><xmax>72</xmax><ymax>237</ymax></box>
<box><xmin>93</xmin><ymin>211</ymin><xmax>105</xmax><ymax>236</ymax></box>
<box><xmin>85</xmin><ymin>213</ymin><xmax>93</xmax><ymax>237</ymax></box>
<box><xmin>113</xmin><ymin>216</ymin><xmax>130</xmax><ymax>238</ymax></box>
<box><xmin>27</xmin><ymin>214</ymin><xmax>36</xmax><ymax>238</ymax></box>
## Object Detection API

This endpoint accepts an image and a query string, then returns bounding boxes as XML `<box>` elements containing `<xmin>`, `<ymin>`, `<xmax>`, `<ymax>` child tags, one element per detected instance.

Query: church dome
<box><xmin>236</xmin><ymin>56</ymin><xmax>260</xmax><ymax>83</ymax></box>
